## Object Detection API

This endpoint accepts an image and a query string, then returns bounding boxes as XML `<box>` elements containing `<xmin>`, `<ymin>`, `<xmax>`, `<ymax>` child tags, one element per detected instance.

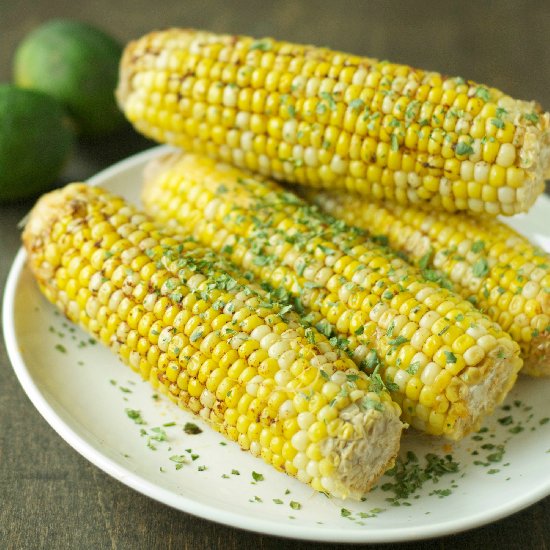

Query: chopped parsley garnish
<box><xmin>169</xmin><ymin>455</ymin><xmax>189</xmax><ymax>470</ymax></box>
<box><xmin>472</xmin><ymin>258</ymin><xmax>489</xmax><ymax>277</ymax></box>
<box><xmin>125</xmin><ymin>409</ymin><xmax>146</xmax><ymax>425</ymax></box>
<box><xmin>349</xmin><ymin>98</ymin><xmax>365</xmax><ymax>111</ymax></box>
<box><xmin>455</xmin><ymin>142</ymin><xmax>474</xmax><ymax>156</ymax></box>
<box><xmin>388</xmin><ymin>335</ymin><xmax>409</xmax><ymax>348</ymax></box>
<box><xmin>305</xmin><ymin>327</ymin><xmax>316</xmax><ymax>344</ymax></box>
<box><xmin>418</xmin><ymin>251</ymin><xmax>432</xmax><ymax>270</ymax></box>
<box><xmin>444</xmin><ymin>351</ymin><xmax>457</xmax><ymax>364</ymax></box>
<box><xmin>471</xmin><ymin>240</ymin><xmax>485</xmax><ymax>254</ymax></box>
<box><xmin>406</xmin><ymin>361</ymin><xmax>420</xmax><ymax>375</ymax></box>
<box><xmin>498</xmin><ymin>415</ymin><xmax>514</xmax><ymax>426</ymax></box>
<box><xmin>523</xmin><ymin>112</ymin><xmax>539</xmax><ymax>124</ymax></box>
<box><xmin>250</xmin><ymin>39</ymin><xmax>272</xmax><ymax>51</ymax></box>
<box><xmin>381</xmin><ymin>451</ymin><xmax>459</xmax><ymax>504</ymax></box>
<box><xmin>475</xmin><ymin>86</ymin><xmax>491</xmax><ymax>101</ymax></box>
<box><xmin>190</xmin><ymin>329</ymin><xmax>203</xmax><ymax>343</ymax></box>
<box><xmin>252</xmin><ymin>471</ymin><xmax>264</xmax><ymax>482</ymax></box>
<box><xmin>184</xmin><ymin>422</ymin><xmax>202</xmax><ymax>435</ymax></box>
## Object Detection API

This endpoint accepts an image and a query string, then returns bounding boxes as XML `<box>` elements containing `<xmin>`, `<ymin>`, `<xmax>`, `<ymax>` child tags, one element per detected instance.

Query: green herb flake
<box><xmin>456</xmin><ymin>141</ymin><xmax>474</xmax><ymax>156</ymax></box>
<box><xmin>388</xmin><ymin>335</ymin><xmax>409</xmax><ymax>348</ymax></box>
<box><xmin>498</xmin><ymin>416</ymin><xmax>514</xmax><ymax>426</ymax></box>
<box><xmin>390</xmin><ymin>134</ymin><xmax>399</xmax><ymax>152</ymax></box>
<box><xmin>406</xmin><ymin>361</ymin><xmax>420</xmax><ymax>375</ymax></box>
<box><xmin>273</xmin><ymin>499</ymin><xmax>283</xmax><ymax>505</ymax></box>
<box><xmin>524</xmin><ymin>112</ymin><xmax>539</xmax><ymax>124</ymax></box>
<box><xmin>289</xmin><ymin>501</ymin><xmax>302</xmax><ymax>510</ymax></box>
<box><xmin>250</xmin><ymin>39</ymin><xmax>272</xmax><ymax>51</ymax></box>
<box><xmin>169</xmin><ymin>455</ymin><xmax>189</xmax><ymax>469</ymax></box>
<box><xmin>471</xmin><ymin>240</ymin><xmax>485</xmax><ymax>254</ymax></box>
<box><xmin>340</xmin><ymin>508</ymin><xmax>352</xmax><ymax>517</ymax></box>
<box><xmin>125</xmin><ymin>409</ymin><xmax>146</xmax><ymax>425</ymax></box>
<box><xmin>349</xmin><ymin>98</ymin><xmax>365</xmax><ymax>111</ymax></box>
<box><xmin>252</xmin><ymin>471</ymin><xmax>264</xmax><ymax>482</ymax></box>
<box><xmin>190</xmin><ymin>329</ymin><xmax>203</xmax><ymax>343</ymax></box>
<box><xmin>319</xmin><ymin>91</ymin><xmax>337</xmax><ymax>110</ymax></box>
<box><xmin>54</xmin><ymin>344</ymin><xmax>67</xmax><ymax>354</ymax></box>
<box><xmin>475</xmin><ymin>86</ymin><xmax>491</xmax><ymax>101</ymax></box>
<box><xmin>418</xmin><ymin>251</ymin><xmax>432</xmax><ymax>270</ymax></box>
<box><xmin>472</xmin><ymin>258</ymin><xmax>489</xmax><ymax>278</ymax></box>
<box><xmin>444</xmin><ymin>351</ymin><xmax>457</xmax><ymax>364</ymax></box>
<box><xmin>361</xmin><ymin>349</ymin><xmax>380</xmax><ymax>372</ymax></box>
<box><xmin>305</xmin><ymin>327</ymin><xmax>316</xmax><ymax>344</ymax></box>
<box><xmin>487</xmin><ymin>449</ymin><xmax>505</xmax><ymax>463</ymax></box>
<box><xmin>508</xmin><ymin>425</ymin><xmax>524</xmax><ymax>434</ymax></box>
<box><xmin>184</xmin><ymin>422</ymin><xmax>203</xmax><ymax>435</ymax></box>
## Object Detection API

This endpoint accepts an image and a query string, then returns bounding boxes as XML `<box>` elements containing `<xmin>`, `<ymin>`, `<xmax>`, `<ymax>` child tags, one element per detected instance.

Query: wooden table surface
<box><xmin>1</xmin><ymin>2</ymin><xmax>549</xmax><ymax>548</ymax></box>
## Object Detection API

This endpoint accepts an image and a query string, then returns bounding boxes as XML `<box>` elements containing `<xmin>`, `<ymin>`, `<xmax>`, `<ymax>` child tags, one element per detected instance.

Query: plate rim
<box><xmin>3</xmin><ymin>144</ymin><xmax>550</xmax><ymax>543</ymax></box>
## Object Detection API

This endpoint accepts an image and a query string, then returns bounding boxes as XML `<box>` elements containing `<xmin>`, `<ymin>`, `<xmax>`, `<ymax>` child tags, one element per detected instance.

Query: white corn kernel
<box><xmin>297</xmin><ymin>412</ymin><xmax>316</xmax><ymax>430</ymax></box>
<box><xmin>291</xmin><ymin>431</ymin><xmax>309</xmax><ymax>452</ymax></box>
<box><xmin>496</xmin><ymin>143</ymin><xmax>516</xmax><ymax>167</ymax></box>
<box><xmin>463</xmin><ymin>344</ymin><xmax>485</xmax><ymax>366</ymax></box>
<box><xmin>421</xmin><ymin>362</ymin><xmax>441</xmax><ymax>385</ymax></box>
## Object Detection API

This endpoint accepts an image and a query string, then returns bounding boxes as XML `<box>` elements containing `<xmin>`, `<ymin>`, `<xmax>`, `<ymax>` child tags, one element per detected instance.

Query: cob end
<box><xmin>521</xmin><ymin>332</ymin><xmax>550</xmax><ymax>377</ymax></box>
<box><xmin>326</xmin><ymin>403</ymin><xmax>403</xmax><ymax>499</ymax></box>
<box><xmin>451</xmin><ymin>339</ymin><xmax>522</xmax><ymax>439</ymax></box>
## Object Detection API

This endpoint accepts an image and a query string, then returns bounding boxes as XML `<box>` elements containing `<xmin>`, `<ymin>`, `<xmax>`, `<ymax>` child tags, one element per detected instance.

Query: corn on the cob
<box><xmin>22</xmin><ymin>183</ymin><xmax>404</xmax><ymax>500</ymax></box>
<box><xmin>117</xmin><ymin>28</ymin><xmax>550</xmax><ymax>216</ymax></box>
<box><xmin>141</xmin><ymin>151</ymin><xmax>522</xmax><ymax>439</ymax></box>
<box><xmin>300</xmin><ymin>189</ymin><xmax>550</xmax><ymax>377</ymax></box>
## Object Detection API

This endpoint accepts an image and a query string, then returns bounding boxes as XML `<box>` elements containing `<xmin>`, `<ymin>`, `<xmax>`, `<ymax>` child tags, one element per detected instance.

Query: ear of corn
<box><xmin>300</xmin><ymin>188</ymin><xmax>550</xmax><ymax>377</ymax></box>
<box><xmin>141</xmin><ymin>151</ymin><xmax>523</xmax><ymax>440</ymax></box>
<box><xmin>117</xmin><ymin>28</ymin><xmax>550</xmax><ymax>216</ymax></box>
<box><xmin>22</xmin><ymin>183</ymin><xmax>404</xmax><ymax>500</ymax></box>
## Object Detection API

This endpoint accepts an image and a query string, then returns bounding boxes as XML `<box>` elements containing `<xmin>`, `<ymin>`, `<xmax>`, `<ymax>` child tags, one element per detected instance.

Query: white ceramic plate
<box><xmin>3</xmin><ymin>145</ymin><xmax>550</xmax><ymax>544</ymax></box>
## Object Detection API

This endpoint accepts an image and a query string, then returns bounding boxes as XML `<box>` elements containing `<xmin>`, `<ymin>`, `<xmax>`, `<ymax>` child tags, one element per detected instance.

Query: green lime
<box><xmin>14</xmin><ymin>19</ymin><xmax>124</xmax><ymax>136</ymax></box>
<box><xmin>0</xmin><ymin>84</ymin><xmax>74</xmax><ymax>203</ymax></box>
